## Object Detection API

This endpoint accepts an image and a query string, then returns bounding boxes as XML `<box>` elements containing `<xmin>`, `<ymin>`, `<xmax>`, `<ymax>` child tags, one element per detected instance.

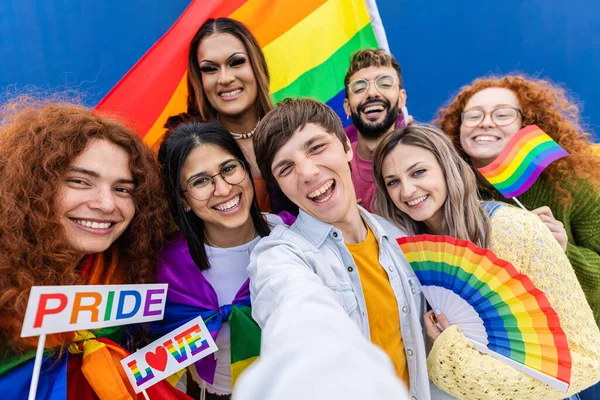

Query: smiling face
<box><xmin>180</xmin><ymin>143</ymin><xmax>254</xmax><ymax>235</ymax></box>
<box><xmin>54</xmin><ymin>139</ymin><xmax>136</xmax><ymax>255</ymax></box>
<box><xmin>344</xmin><ymin>66</ymin><xmax>406</xmax><ymax>139</ymax></box>
<box><xmin>459</xmin><ymin>87</ymin><xmax>523</xmax><ymax>168</ymax></box>
<box><xmin>381</xmin><ymin>144</ymin><xmax>447</xmax><ymax>234</ymax></box>
<box><xmin>271</xmin><ymin>123</ymin><xmax>355</xmax><ymax>225</ymax></box>
<box><xmin>197</xmin><ymin>33</ymin><xmax>258</xmax><ymax>119</ymax></box>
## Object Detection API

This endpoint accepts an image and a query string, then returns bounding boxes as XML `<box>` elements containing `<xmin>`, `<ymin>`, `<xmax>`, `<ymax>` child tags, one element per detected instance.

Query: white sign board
<box><xmin>21</xmin><ymin>284</ymin><xmax>168</xmax><ymax>337</ymax></box>
<box><xmin>120</xmin><ymin>315</ymin><xmax>218</xmax><ymax>392</ymax></box>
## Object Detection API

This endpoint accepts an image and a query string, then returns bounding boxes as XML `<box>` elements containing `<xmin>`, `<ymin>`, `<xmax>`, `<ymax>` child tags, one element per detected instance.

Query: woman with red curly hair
<box><xmin>436</xmin><ymin>75</ymin><xmax>600</xmax><ymax>330</ymax></box>
<box><xmin>0</xmin><ymin>99</ymin><xmax>188</xmax><ymax>399</ymax></box>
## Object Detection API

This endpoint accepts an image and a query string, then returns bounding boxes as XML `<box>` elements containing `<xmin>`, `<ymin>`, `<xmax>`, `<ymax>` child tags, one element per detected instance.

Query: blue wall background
<box><xmin>1</xmin><ymin>0</ymin><xmax>598</xmax><ymax>140</ymax></box>
<box><xmin>378</xmin><ymin>0</ymin><xmax>600</xmax><ymax>139</ymax></box>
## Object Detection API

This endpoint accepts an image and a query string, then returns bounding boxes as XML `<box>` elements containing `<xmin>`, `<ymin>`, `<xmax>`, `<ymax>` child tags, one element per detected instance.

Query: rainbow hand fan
<box><xmin>397</xmin><ymin>234</ymin><xmax>571</xmax><ymax>392</ymax></box>
<box><xmin>478</xmin><ymin>125</ymin><xmax>569</xmax><ymax>199</ymax></box>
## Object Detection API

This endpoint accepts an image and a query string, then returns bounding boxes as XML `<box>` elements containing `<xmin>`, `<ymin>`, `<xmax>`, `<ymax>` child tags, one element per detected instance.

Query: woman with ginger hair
<box><xmin>0</xmin><ymin>99</ymin><xmax>187</xmax><ymax>399</ymax></box>
<box><xmin>436</xmin><ymin>76</ymin><xmax>600</xmax><ymax>332</ymax></box>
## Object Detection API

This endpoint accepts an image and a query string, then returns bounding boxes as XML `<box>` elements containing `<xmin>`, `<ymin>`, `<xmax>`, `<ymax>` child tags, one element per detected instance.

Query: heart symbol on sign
<box><xmin>145</xmin><ymin>345</ymin><xmax>168</xmax><ymax>372</ymax></box>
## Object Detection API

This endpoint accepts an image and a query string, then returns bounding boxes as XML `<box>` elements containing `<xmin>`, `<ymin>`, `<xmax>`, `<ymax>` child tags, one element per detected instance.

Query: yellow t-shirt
<box><xmin>346</xmin><ymin>226</ymin><xmax>409</xmax><ymax>385</ymax></box>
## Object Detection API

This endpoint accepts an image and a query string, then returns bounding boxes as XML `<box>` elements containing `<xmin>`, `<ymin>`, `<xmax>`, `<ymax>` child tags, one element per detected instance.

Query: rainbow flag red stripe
<box><xmin>95</xmin><ymin>0</ymin><xmax>382</xmax><ymax>149</ymax></box>
<box><xmin>478</xmin><ymin>125</ymin><xmax>569</xmax><ymax>198</ymax></box>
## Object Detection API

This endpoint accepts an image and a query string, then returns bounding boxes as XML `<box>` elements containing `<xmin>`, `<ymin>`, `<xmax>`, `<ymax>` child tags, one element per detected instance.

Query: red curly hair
<box><xmin>0</xmin><ymin>98</ymin><xmax>169</xmax><ymax>354</ymax></box>
<box><xmin>435</xmin><ymin>75</ymin><xmax>600</xmax><ymax>201</ymax></box>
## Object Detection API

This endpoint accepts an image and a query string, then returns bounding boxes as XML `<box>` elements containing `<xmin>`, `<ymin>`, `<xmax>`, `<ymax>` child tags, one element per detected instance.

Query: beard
<box><xmin>350</xmin><ymin>97</ymin><xmax>400</xmax><ymax>140</ymax></box>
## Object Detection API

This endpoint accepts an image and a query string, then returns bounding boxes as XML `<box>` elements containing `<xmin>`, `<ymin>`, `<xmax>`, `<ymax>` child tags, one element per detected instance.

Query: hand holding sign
<box><xmin>121</xmin><ymin>315</ymin><xmax>218</xmax><ymax>394</ymax></box>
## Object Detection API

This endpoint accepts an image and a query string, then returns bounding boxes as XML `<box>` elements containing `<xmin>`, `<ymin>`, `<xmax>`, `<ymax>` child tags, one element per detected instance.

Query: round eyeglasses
<box><xmin>347</xmin><ymin>74</ymin><xmax>398</xmax><ymax>95</ymax></box>
<box><xmin>182</xmin><ymin>159</ymin><xmax>247</xmax><ymax>201</ymax></box>
<box><xmin>461</xmin><ymin>107</ymin><xmax>522</xmax><ymax>128</ymax></box>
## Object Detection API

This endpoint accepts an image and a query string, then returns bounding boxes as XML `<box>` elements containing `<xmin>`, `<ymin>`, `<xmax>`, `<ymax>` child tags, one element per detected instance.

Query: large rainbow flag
<box><xmin>95</xmin><ymin>0</ymin><xmax>388</xmax><ymax>149</ymax></box>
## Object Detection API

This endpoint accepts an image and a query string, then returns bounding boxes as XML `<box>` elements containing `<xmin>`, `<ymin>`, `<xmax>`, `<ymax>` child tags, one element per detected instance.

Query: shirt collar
<box><xmin>293</xmin><ymin>206</ymin><xmax>389</xmax><ymax>247</ymax></box>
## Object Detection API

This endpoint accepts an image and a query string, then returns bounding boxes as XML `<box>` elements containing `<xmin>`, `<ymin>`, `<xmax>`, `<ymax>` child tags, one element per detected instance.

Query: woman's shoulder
<box><xmin>489</xmin><ymin>202</ymin><xmax>540</xmax><ymax>228</ymax></box>
<box><xmin>489</xmin><ymin>203</ymin><xmax>565</xmax><ymax>257</ymax></box>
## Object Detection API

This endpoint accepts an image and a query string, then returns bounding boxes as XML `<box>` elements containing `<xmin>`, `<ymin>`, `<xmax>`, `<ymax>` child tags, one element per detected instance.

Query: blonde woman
<box><xmin>372</xmin><ymin>124</ymin><xmax>600</xmax><ymax>399</ymax></box>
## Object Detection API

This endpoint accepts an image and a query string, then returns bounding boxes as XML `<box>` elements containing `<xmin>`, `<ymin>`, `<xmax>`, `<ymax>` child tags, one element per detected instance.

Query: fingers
<box><xmin>424</xmin><ymin>310</ymin><xmax>450</xmax><ymax>343</ymax></box>
<box><xmin>424</xmin><ymin>310</ymin><xmax>441</xmax><ymax>343</ymax></box>
<box><xmin>538</xmin><ymin>214</ymin><xmax>564</xmax><ymax>231</ymax></box>
<box><xmin>434</xmin><ymin>310</ymin><xmax>451</xmax><ymax>329</ymax></box>
<box><xmin>536</xmin><ymin>213</ymin><xmax>568</xmax><ymax>251</ymax></box>
<box><xmin>530</xmin><ymin>206</ymin><xmax>553</xmax><ymax>218</ymax></box>
<box><xmin>424</xmin><ymin>310</ymin><xmax>437</xmax><ymax>329</ymax></box>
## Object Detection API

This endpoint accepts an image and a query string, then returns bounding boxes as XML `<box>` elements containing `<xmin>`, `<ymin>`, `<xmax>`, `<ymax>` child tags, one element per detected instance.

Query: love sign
<box><xmin>21</xmin><ymin>284</ymin><xmax>168</xmax><ymax>337</ymax></box>
<box><xmin>121</xmin><ymin>315</ymin><xmax>217</xmax><ymax>392</ymax></box>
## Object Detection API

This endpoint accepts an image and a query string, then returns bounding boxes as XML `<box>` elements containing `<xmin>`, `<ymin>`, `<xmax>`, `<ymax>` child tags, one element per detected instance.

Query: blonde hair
<box><xmin>372</xmin><ymin>124</ymin><xmax>491</xmax><ymax>248</ymax></box>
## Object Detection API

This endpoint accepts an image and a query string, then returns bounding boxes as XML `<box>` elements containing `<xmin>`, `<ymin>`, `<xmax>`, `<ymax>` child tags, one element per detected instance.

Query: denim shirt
<box><xmin>248</xmin><ymin>206</ymin><xmax>430</xmax><ymax>400</ymax></box>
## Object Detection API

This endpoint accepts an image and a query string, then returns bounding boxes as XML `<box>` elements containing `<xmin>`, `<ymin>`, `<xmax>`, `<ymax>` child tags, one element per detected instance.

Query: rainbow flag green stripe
<box><xmin>229</xmin><ymin>305</ymin><xmax>261</xmax><ymax>386</ymax></box>
<box><xmin>272</xmin><ymin>24</ymin><xmax>378</xmax><ymax>103</ymax></box>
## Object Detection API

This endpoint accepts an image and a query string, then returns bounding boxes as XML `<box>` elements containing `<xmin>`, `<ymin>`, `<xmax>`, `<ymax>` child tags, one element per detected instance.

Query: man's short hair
<box><xmin>344</xmin><ymin>48</ymin><xmax>403</xmax><ymax>97</ymax></box>
<box><xmin>253</xmin><ymin>98</ymin><xmax>350</xmax><ymax>183</ymax></box>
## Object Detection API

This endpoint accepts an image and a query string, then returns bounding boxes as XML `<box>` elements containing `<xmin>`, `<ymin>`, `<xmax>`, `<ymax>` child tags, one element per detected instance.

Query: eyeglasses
<box><xmin>461</xmin><ymin>107</ymin><xmax>522</xmax><ymax>128</ymax></box>
<box><xmin>347</xmin><ymin>74</ymin><xmax>399</xmax><ymax>95</ymax></box>
<box><xmin>182</xmin><ymin>159</ymin><xmax>246</xmax><ymax>201</ymax></box>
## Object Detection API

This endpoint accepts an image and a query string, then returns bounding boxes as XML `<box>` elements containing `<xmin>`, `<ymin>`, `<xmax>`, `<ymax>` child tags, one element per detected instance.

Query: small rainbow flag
<box><xmin>478</xmin><ymin>125</ymin><xmax>569</xmax><ymax>198</ymax></box>
<box><xmin>397</xmin><ymin>234</ymin><xmax>572</xmax><ymax>392</ymax></box>
<box><xmin>95</xmin><ymin>0</ymin><xmax>386</xmax><ymax>148</ymax></box>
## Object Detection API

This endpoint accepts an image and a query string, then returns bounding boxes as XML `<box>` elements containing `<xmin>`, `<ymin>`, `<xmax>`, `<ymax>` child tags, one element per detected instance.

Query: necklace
<box><xmin>354</xmin><ymin>160</ymin><xmax>374</xmax><ymax>183</ymax></box>
<box><xmin>228</xmin><ymin>120</ymin><xmax>260</xmax><ymax>140</ymax></box>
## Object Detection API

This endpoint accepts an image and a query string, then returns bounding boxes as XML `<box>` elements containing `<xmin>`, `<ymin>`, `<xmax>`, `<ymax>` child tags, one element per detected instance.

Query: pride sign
<box><xmin>121</xmin><ymin>315</ymin><xmax>217</xmax><ymax>393</ymax></box>
<box><xmin>21</xmin><ymin>284</ymin><xmax>168</xmax><ymax>337</ymax></box>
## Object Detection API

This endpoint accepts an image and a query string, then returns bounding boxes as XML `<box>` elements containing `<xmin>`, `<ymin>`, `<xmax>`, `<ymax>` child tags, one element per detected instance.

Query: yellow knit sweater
<box><xmin>427</xmin><ymin>205</ymin><xmax>600</xmax><ymax>399</ymax></box>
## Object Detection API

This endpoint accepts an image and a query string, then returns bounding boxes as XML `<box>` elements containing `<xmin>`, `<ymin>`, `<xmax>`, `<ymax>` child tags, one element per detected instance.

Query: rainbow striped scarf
<box><xmin>0</xmin><ymin>253</ymin><xmax>190</xmax><ymax>399</ymax></box>
<box><xmin>0</xmin><ymin>328</ymin><xmax>190</xmax><ymax>400</ymax></box>
<box><xmin>155</xmin><ymin>234</ymin><xmax>261</xmax><ymax>387</ymax></box>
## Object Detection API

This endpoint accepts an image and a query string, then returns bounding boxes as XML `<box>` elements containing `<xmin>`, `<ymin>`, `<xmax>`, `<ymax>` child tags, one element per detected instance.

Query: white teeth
<box><xmin>220</xmin><ymin>89</ymin><xmax>242</xmax><ymax>98</ymax></box>
<box><xmin>73</xmin><ymin>219</ymin><xmax>112</xmax><ymax>229</ymax></box>
<box><xmin>307</xmin><ymin>180</ymin><xmax>334</xmax><ymax>199</ymax></box>
<box><xmin>474</xmin><ymin>135</ymin><xmax>499</xmax><ymax>142</ymax></box>
<box><xmin>364</xmin><ymin>105</ymin><xmax>385</xmax><ymax>113</ymax></box>
<box><xmin>407</xmin><ymin>195</ymin><xmax>428</xmax><ymax>206</ymax></box>
<box><xmin>214</xmin><ymin>194</ymin><xmax>240</xmax><ymax>211</ymax></box>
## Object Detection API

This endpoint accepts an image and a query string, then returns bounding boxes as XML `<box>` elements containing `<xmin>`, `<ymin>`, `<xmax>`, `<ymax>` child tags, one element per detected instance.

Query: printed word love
<box><xmin>121</xmin><ymin>315</ymin><xmax>217</xmax><ymax>393</ymax></box>
<box><xmin>21</xmin><ymin>284</ymin><xmax>168</xmax><ymax>337</ymax></box>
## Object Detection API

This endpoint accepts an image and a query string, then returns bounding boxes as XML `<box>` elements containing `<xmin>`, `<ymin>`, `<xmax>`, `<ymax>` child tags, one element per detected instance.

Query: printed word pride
<box><xmin>21</xmin><ymin>284</ymin><xmax>168</xmax><ymax>337</ymax></box>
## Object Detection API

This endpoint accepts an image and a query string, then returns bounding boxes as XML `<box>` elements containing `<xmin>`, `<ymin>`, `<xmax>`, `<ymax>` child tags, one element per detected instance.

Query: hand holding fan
<box><xmin>397</xmin><ymin>234</ymin><xmax>571</xmax><ymax>392</ymax></box>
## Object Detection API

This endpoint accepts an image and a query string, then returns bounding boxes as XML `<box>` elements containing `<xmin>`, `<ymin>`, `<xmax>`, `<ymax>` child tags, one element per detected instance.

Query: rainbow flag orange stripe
<box><xmin>95</xmin><ymin>0</ymin><xmax>382</xmax><ymax>149</ymax></box>
<box><xmin>397</xmin><ymin>234</ymin><xmax>572</xmax><ymax>389</ymax></box>
<box><xmin>478</xmin><ymin>125</ymin><xmax>569</xmax><ymax>198</ymax></box>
